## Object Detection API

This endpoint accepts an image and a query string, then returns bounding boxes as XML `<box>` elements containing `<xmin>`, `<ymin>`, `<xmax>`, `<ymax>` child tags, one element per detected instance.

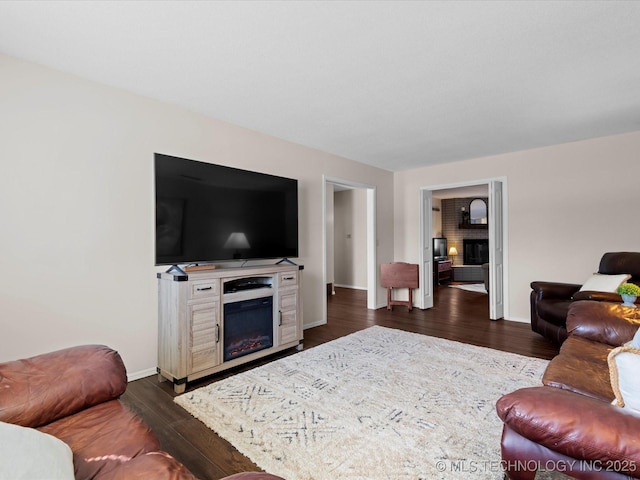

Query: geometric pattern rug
<box><xmin>175</xmin><ymin>326</ymin><xmax>548</xmax><ymax>479</ymax></box>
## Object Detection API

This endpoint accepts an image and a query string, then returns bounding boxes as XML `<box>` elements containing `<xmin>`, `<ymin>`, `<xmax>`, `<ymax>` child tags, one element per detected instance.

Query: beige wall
<box><xmin>394</xmin><ymin>131</ymin><xmax>640</xmax><ymax>321</ymax></box>
<box><xmin>0</xmin><ymin>54</ymin><xmax>394</xmax><ymax>375</ymax></box>
<box><xmin>334</xmin><ymin>189</ymin><xmax>368</xmax><ymax>289</ymax></box>
<box><xmin>4</xmin><ymin>52</ymin><xmax>638</xmax><ymax>374</ymax></box>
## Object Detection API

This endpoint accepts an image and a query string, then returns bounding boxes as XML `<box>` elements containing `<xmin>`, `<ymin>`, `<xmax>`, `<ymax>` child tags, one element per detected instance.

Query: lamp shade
<box><xmin>223</xmin><ymin>232</ymin><xmax>251</xmax><ymax>249</ymax></box>
<box><xmin>448</xmin><ymin>246</ymin><xmax>458</xmax><ymax>256</ymax></box>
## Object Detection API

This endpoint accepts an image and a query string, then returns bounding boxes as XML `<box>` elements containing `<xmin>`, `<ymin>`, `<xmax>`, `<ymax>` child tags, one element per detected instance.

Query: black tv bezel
<box><xmin>433</xmin><ymin>237</ymin><xmax>448</xmax><ymax>261</ymax></box>
<box><xmin>154</xmin><ymin>153</ymin><xmax>299</xmax><ymax>266</ymax></box>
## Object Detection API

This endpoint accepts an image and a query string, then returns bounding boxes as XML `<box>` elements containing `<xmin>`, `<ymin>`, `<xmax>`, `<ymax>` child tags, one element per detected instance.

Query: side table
<box><xmin>434</xmin><ymin>260</ymin><xmax>452</xmax><ymax>285</ymax></box>
<box><xmin>380</xmin><ymin>262</ymin><xmax>419</xmax><ymax>311</ymax></box>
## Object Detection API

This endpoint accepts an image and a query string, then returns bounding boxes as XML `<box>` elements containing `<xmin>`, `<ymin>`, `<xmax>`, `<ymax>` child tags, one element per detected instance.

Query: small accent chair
<box><xmin>530</xmin><ymin>252</ymin><xmax>640</xmax><ymax>344</ymax></box>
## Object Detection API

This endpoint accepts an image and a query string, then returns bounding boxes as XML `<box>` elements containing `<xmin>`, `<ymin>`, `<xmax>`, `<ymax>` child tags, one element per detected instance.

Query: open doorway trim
<box><xmin>315</xmin><ymin>175</ymin><xmax>377</xmax><ymax>329</ymax></box>
<box><xmin>419</xmin><ymin>177</ymin><xmax>509</xmax><ymax>319</ymax></box>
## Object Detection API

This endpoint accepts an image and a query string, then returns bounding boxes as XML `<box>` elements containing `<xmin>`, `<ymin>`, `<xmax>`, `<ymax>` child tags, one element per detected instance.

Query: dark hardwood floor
<box><xmin>121</xmin><ymin>285</ymin><xmax>559</xmax><ymax>479</ymax></box>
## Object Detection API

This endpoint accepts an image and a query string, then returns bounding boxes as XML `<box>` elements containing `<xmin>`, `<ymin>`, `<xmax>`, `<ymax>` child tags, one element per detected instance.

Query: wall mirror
<box><xmin>469</xmin><ymin>198</ymin><xmax>487</xmax><ymax>224</ymax></box>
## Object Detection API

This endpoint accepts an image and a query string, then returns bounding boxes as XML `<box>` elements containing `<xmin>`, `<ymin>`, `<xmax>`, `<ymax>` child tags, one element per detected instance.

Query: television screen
<box><xmin>155</xmin><ymin>154</ymin><xmax>298</xmax><ymax>265</ymax></box>
<box><xmin>433</xmin><ymin>237</ymin><xmax>447</xmax><ymax>260</ymax></box>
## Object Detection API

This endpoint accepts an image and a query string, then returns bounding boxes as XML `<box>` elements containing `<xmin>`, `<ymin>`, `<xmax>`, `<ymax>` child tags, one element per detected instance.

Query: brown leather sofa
<box><xmin>497</xmin><ymin>301</ymin><xmax>640</xmax><ymax>480</ymax></box>
<box><xmin>0</xmin><ymin>345</ymin><xmax>283</xmax><ymax>480</ymax></box>
<box><xmin>531</xmin><ymin>251</ymin><xmax>640</xmax><ymax>344</ymax></box>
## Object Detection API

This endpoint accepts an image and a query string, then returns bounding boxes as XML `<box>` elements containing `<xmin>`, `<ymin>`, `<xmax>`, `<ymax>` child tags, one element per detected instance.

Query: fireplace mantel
<box><xmin>458</xmin><ymin>223</ymin><xmax>488</xmax><ymax>230</ymax></box>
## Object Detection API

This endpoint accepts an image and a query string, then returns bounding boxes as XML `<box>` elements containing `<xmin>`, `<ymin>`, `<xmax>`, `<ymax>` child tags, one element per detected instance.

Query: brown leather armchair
<box><xmin>0</xmin><ymin>345</ymin><xmax>283</xmax><ymax>480</ymax></box>
<box><xmin>530</xmin><ymin>252</ymin><xmax>640</xmax><ymax>344</ymax></box>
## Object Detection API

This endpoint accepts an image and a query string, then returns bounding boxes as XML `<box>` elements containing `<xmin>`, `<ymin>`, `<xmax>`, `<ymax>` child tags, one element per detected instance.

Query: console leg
<box><xmin>276</xmin><ymin>257</ymin><xmax>297</xmax><ymax>266</ymax></box>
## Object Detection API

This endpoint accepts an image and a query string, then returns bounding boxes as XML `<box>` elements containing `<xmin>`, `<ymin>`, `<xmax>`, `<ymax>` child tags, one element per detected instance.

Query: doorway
<box><xmin>420</xmin><ymin>179</ymin><xmax>506</xmax><ymax>320</ymax></box>
<box><xmin>320</xmin><ymin>176</ymin><xmax>377</xmax><ymax>328</ymax></box>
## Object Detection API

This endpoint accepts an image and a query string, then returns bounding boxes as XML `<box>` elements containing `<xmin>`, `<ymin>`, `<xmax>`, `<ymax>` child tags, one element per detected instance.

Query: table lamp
<box><xmin>448</xmin><ymin>246</ymin><xmax>458</xmax><ymax>265</ymax></box>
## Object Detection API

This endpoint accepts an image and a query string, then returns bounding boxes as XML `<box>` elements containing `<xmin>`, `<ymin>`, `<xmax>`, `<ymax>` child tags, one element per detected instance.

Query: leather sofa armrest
<box><xmin>99</xmin><ymin>452</ymin><xmax>285</xmax><ymax>480</ymax></box>
<box><xmin>497</xmin><ymin>386</ymin><xmax>640</xmax><ymax>475</ymax></box>
<box><xmin>567</xmin><ymin>301</ymin><xmax>640</xmax><ymax>346</ymax></box>
<box><xmin>222</xmin><ymin>474</ymin><xmax>286</xmax><ymax>480</ymax></box>
<box><xmin>0</xmin><ymin>345</ymin><xmax>127</xmax><ymax>428</ymax></box>
<box><xmin>531</xmin><ymin>281</ymin><xmax>581</xmax><ymax>300</ymax></box>
<box><xmin>96</xmin><ymin>452</ymin><xmax>199</xmax><ymax>480</ymax></box>
<box><xmin>572</xmin><ymin>290</ymin><xmax>624</xmax><ymax>302</ymax></box>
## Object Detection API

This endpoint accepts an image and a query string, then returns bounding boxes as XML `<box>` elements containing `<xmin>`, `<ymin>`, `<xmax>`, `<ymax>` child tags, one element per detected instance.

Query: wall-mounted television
<box><xmin>155</xmin><ymin>153</ymin><xmax>298</xmax><ymax>266</ymax></box>
<box><xmin>433</xmin><ymin>237</ymin><xmax>448</xmax><ymax>261</ymax></box>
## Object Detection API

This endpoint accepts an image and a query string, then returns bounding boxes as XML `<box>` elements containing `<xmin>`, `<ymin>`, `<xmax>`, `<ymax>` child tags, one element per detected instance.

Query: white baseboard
<box><xmin>505</xmin><ymin>316</ymin><xmax>529</xmax><ymax>324</ymax></box>
<box><xmin>334</xmin><ymin>284</ymin><xmax>367</xmax><ymax>291</ymax></box>
<box><xmin>127</xmin><ymin>367</ymin><xmax>157</xmax><ymax>382</ymax></box>
<box><xmin>303</xmin><ymin>319</ymin><xmax>327</xmax><ymax>329</ymax></box>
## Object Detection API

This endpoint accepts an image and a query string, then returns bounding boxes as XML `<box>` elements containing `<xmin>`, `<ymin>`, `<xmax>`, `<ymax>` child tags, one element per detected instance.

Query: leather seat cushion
<box><xmin>536</xmin><ymin>298</ymin><xmax>573</xmax><ymax>325</ymax></box>
<box><xmin>38</xmin><ymin>400</ymin><xmax>161</xmax><ymax>480</ymax></box>
<box><xmin>542</xmin><ymin>336</ymin><xmax>614</xmax><ymax>401</ymax></box>
<box><xmin>95</xmin><ymin>452</ymin><xmax>197</xmax><ymax>480</ymax></box>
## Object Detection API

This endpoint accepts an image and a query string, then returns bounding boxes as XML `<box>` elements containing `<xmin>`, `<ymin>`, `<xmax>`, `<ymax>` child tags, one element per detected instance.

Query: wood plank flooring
<box><xmin>121</xmin><ymin>285</ymin><xmax>559</xmax><ymax>480</ymax></box>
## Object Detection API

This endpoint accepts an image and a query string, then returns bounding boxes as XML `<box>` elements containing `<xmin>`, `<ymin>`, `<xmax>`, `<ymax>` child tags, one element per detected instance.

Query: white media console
<box><xmin>157</xmin><ymin>263</ymin><xmax>303</xmax><ymax>393</ymax></box>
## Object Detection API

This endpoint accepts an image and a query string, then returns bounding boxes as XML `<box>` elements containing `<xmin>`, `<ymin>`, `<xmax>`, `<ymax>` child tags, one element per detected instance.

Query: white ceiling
<box><xmin>1</xmin><ymin>1</ymin><xmax>639</xmax><ymax>172</ymax></box>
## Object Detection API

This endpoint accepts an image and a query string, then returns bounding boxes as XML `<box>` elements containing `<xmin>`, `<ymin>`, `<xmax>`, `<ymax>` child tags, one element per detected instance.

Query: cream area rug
<box><xmin>449</xmin><ymin>283</ymin><xmax>488</xmax><ymax>294</ymax></box>
<box><xmin>175</xmin><ymin>326</ymin><xmax>547</xmax><ymax>479</ymax></box>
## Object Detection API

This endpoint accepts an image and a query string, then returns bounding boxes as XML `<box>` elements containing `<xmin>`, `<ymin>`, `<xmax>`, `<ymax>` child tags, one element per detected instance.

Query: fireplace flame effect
<box><xmin>226</xmin><ymin>335</ymin><xmax>272</xmax><ymax>360</ymax></box>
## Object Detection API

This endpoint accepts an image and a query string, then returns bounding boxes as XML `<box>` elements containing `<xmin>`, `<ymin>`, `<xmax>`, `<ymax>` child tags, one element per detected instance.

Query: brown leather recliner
<box><xmin>530</xmin><ymin>252</ymin><xmax>640</xmax><ymax>344</ymax></box>
<box><xmin>0</xmin><ymin>345</ymin><xmax>283</xmax><ymax>480</ymax></box>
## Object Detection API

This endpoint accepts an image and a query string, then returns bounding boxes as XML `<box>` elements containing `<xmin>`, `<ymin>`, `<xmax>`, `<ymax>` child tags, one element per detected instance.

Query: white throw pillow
<box><xmin>579</xmin><ymin>273</ymin><xmax>631</xmax><ymax>293</ymax></box>
<box><xmin>608</xmin><ymin>329</ymin><xmax>640</xmax><ymax>416</ymax></box>
<box><xmin>0</xmin><ymin>421</ymin><xmax>74</xmax><ymax>480</ymax></box>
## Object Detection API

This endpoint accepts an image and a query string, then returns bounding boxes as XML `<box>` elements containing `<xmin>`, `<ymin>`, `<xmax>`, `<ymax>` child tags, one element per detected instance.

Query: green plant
<box><xmin>617</xmin><ymin>283</ymin><xmax>640</xmax><ymax>296</ymax></box>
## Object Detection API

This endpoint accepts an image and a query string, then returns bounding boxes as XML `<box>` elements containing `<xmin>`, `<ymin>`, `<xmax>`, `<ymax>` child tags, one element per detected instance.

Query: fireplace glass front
<box><xmin>463</xmin><ymin>239</ymin><xmax>489</xmax><ymax>265</ymax></box>
<box><xmin>223</xmin><ymin>296</ymin><xmax>274</xmax><ymax>362</ymax></box>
